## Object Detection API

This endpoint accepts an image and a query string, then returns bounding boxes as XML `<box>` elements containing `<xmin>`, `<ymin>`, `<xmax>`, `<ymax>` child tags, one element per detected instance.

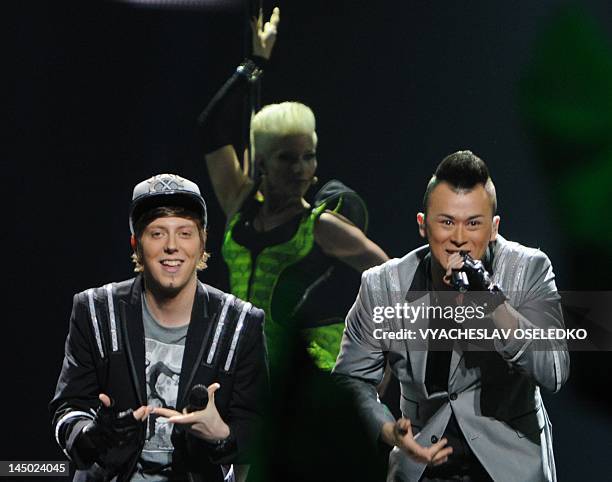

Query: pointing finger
<box><xmin>166</xmin><ymin>412</ymin><xmax>198</xmax><ymax>424</ymax></box>
<box><xmin>152</xmin><ymin>407</ymin><xmax>182</xmax><ymax>419</ymax></box>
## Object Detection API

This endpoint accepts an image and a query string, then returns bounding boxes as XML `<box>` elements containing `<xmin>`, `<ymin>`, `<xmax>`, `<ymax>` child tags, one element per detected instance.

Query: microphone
<box><xmin>186</xmin><ymin>384</ymin><xmax>209</xmax><ymax>413</ymax></box>
<box><xmin>451</xmin><ymin>251</ymin><xmax>470</xmax><ymax>292</ymax></box>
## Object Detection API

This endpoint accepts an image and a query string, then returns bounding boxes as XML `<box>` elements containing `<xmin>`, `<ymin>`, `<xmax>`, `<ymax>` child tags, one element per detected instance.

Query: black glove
<box><xmin>74</xmin><ymin>398</ymin><xmax>142</xmax><ymax>471</ymax></box>
<box><xmin>453</xmin><ymin>253</ymin><xmax>507</xmax><ymax>313</ymax></box>
<box><xmin>197</xmin><ymin>57</ymin><xmax>268</xmax><ymax>155</ymax></box>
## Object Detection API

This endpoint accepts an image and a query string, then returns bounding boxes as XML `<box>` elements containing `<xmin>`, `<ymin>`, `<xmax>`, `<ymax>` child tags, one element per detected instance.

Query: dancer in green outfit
<box><xmin>200</xmin><ymin>8</ymin><xmax>388</xmax><ymax>375</ymax></box>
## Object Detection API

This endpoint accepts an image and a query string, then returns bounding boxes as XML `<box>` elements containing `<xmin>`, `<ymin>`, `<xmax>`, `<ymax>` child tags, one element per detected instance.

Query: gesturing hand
<box><xmin>153</xmin><ymin>383</ymin><xmax>230</xmax><ymax>443</ymax></box>
<box><xmin>98</xmin><ymin>393</ymin><xmax>151</xmax><ymax>421</ymax></box>
<box><xmin>383</xmin><ymin>419</ymin><xmax>453</xmax><ymax>466</ymax></box>
<box><xmin>251</xmin><ymin>7</ymin><xmax>280</xmax><ymax>60</ymax></box>
<box><xmin>75</xmin><ymin>393</ymin><xmax>150</xmax><ymax>470</ymax></box>
<box><xmin>443</xmin><ymin>252</ymin><xmax>466</xmax><ymax>287</ymax></box>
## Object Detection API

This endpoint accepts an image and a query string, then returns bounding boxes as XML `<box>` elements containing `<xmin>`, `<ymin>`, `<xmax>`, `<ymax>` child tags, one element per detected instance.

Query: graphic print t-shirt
<box><xmin>131</xmin><ymin>295</ymin><xmax>188</xmax><ymax>481</ymax></box>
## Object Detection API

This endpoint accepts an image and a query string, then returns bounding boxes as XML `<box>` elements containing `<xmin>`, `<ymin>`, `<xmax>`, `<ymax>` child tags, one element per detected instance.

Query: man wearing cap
<box><xmin>50</xmin><ymin>174</ymin><xmax>268</xmax><ymax>481</ymax></box>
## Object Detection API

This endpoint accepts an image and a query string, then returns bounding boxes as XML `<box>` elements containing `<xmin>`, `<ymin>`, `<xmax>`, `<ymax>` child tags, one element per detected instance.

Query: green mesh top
<box><xmin>222</xmin><ymin>181</ymin><xmax>368</xmax><ymax>374</ymax></box>
<box><xmin>222</xmin><ymin>196</ymin><xmax>346</xmax><ymax>373</ymax></box>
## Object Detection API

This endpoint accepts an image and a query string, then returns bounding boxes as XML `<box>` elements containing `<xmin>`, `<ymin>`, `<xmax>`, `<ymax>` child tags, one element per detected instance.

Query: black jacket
<box><xmin>50</xmin><ymin>275</ymin><xmax>268</xmax><ymax>481</ymax></box>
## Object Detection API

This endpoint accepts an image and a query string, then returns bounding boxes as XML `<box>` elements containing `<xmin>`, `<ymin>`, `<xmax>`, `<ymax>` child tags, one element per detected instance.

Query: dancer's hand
<box><xmin>251</xmin><ymin>7</ymin><xmax>280</xmax><ymax>60</ymax></box>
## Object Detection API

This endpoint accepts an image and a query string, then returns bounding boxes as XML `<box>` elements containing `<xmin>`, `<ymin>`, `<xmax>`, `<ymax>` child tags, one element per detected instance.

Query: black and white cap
<box><xmin>129</xmin><ymin>173</ymin><xmax>207</xmax><ymax>234</ymax></box>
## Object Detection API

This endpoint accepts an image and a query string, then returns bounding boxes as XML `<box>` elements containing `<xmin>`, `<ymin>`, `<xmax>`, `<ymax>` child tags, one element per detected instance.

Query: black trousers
<box><xmin>419</xmin><ymin>462</ymin><xmax>493</xmax><ymax>482</ymax></box>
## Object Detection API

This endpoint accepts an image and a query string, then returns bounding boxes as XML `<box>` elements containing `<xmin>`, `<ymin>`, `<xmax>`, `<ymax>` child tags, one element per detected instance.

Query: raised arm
<box><xmin>490</xmin><ymin>252</ymin><xmax>570</xmax><ymax>393</ymax></box>
<box><xmin>200</xmin><ymin>8</ymin><xmax>280</xmax><ymax>218</ymax></box>
<box><xmin>443</xmin><ymin>249</ymin><xmax>570</xmax><ymax>393</ymax></box>
<box><xmin>314</xmin><ymin>212</ymin><xmax>388</xmax><ymax>272</ymax></box>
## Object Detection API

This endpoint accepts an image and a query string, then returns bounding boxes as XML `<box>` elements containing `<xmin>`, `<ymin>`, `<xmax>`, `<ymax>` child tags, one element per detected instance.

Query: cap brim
<box><xmin>130</xmin><ymin>192</ymin><xmax>206</xmax><ymax>233</ymax></box>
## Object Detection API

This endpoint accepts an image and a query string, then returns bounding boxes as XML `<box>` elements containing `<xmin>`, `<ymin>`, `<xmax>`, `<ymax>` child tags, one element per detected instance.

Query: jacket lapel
<box><xmin>176</xmin><ymin>282</ymin><xmax>216</xmax><ymax>409</ymax></box>
<box><xmin>404</xmin><ymin>254</ymin><xmax>430</xmax><ymax>390</ymax></box>
<box><xmin>447</xmin><ymin>343</ymin><xmax>464</xmax><ymax>388</ymax></box>
<box><xmin>118</xmin><ymin>275</ymin><xmax>147</xmax><ymax>406</ymax></box>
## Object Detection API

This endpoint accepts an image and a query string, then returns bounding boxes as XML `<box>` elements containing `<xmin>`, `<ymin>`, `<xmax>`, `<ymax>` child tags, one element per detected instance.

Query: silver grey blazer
<box><xmin>333</xmin><ymin>235</ymin><xmax>569</xmax><ymax>482</ymax></box>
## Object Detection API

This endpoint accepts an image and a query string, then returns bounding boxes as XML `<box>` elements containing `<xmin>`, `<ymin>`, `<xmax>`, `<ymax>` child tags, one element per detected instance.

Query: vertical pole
<box><xmin>243</xmin><ymin>0</ymin><xmax>263</xmax><ymax>179</ymax></box>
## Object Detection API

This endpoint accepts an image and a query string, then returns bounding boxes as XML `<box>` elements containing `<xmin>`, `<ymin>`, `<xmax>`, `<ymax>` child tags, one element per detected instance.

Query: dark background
<box><xmin>7</xmin><ymin>0</ymin><xmax>612</xmax><ymax>479</ymax></box>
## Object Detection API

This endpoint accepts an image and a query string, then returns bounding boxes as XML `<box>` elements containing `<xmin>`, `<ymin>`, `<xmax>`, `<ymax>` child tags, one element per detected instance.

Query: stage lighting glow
<box><xmin>115</xmin><ymin>0</ymin><xmax>241</xmax><ymax>11</ymax></box>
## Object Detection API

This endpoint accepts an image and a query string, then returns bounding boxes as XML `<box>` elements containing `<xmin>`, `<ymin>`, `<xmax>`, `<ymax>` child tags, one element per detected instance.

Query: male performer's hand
<box><xmin>251</xmin><ymin>7</ymin><xmax>280</xmax><ymax>60</ymax></box>
<box><xmin>75</xmin><ymin>393</ymin><xmax>150</xmax><ymax>469</ymax></box>
<box><xmin>443</xmin><ymin>252</ymin><xmax>467</xmax><ymax>287</ymax></box>
<box><xmin>381</xmin><ymin>419</ymin><xmax>453</xmax><ymax>466</ymax></box>
<box><xmin>99</xmin><ymin>393</ymin><xmax>151</xmax><ymax>420</ymax></box>
<box><xmin>444</xmin><ymin>252</ymin><xmax>511</xmax><ymax>319</ymax></box>
<box><xmin>153</xmin><ymin>383</ymin><xmax>230</xmax><ymax>442</ymax></box>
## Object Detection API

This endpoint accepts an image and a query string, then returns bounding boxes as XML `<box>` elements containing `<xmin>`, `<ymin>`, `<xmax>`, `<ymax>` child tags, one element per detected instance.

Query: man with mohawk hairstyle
<box><xmin>334</xmin><ymin>151</ymin><xmax>569</xmax><ymax>482</ymax></box>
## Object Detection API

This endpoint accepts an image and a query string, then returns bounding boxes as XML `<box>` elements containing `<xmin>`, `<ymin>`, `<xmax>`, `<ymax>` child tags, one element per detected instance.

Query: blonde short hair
<box><xmin>250</xmin><ymin>102</ymin><xmax>317</xmax><ymax>159</ymax></box>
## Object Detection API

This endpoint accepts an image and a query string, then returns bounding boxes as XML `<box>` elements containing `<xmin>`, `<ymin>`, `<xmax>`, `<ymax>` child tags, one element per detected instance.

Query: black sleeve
<box><xmin>212</xmin><ymin>307</ymin><xmax>269</xmax><ymax>464</ymax></box>
<box><xmin>49</xmin><ymin>293</ymin><xmax>101</xmax><ymax>468</ymax></box>
<box><xmin>197</xmin><ymin>56</ymin><xmax>267</xmax><ymax>155</ymax></box>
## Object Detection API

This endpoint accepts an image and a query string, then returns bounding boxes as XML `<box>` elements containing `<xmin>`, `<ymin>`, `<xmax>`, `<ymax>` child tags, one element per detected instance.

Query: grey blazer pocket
<box><xmin>508</xmin><ymin>405</ymin><xmax>545</xmax><ymax>438</ymax></box>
